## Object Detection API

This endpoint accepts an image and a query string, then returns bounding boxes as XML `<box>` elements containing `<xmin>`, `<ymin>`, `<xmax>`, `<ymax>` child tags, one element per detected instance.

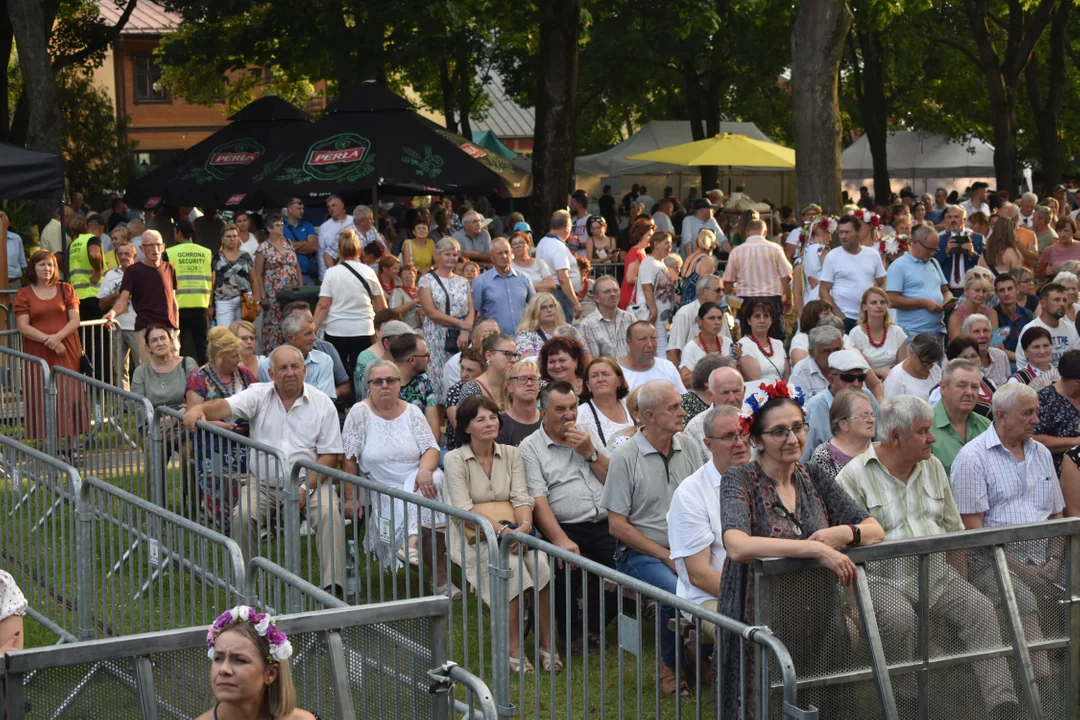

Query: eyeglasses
<box><xmin>773</xmin><ymin>502</ymin><xmax>803</xmax><ymax>537</ymax></box>
<box><xmin>509</xmin><ymin>375</ymin><xmax>538</xmax><ymax>385</ymax></box>
<box><xmin>492</xmin><ymin>349</ymin><xmax>520</xmax><ymax>360</ymax></box>
<box><xmin>838</xmin><ymin>373</ymin><xmax>867</xmax><ymax>383</ymax></box>
<box><xmin>761</xmin><ymin>423</ymin><xmax>810</xmax><ymax>441</ymax></box>
<box><xmin>847</xmin><ymin>413</ymin><xmax>875</xmax><ymax>422</ymax></box>
<box><xmin>707</xmin><ymin>431</ymin><xmax>749</xmax><ymax>444</ymax></box>
<box><xmin>369</xmin><ymin>377</ymin><xmax>401</xmax><ymax>387</ymax></box>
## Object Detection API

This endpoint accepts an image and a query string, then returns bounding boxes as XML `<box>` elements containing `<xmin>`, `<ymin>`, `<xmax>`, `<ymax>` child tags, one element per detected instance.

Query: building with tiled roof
<box><xmin>471</xmin><ymin>72</ymin><xmax>534</xmax><ymax>154</ymax></box>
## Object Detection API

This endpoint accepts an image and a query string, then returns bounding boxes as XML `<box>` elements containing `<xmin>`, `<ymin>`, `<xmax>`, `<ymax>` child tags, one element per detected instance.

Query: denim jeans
<box><xmin>616</xmin><ymin>549</ymin><xmax>679</xmax><ymax>669</ymax></box>
<box><xmin>552</xmin><ymin>287</ymin><xmax>578</xmax><ymax>324</ymax></box>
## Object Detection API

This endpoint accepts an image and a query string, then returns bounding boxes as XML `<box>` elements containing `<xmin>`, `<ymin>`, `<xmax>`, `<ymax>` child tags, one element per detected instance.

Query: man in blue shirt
<box><xmin>886</xmin><ymin>224</ymin><xmax>953</xmax><ymax>342</ymax></box>
<box><xmin>3</xmin><ymin>212</ymin><xmax>26</xmax><ymax>289</ymax></box>
<box><xmin>471</xmin><ymin>237</ymin><xmax>534</xmax><ymax>335</ymax></box>
<box><xmin>283</xmin><ymin>197</ymin><xmax>319</xmax><ymax>284</ymax></box>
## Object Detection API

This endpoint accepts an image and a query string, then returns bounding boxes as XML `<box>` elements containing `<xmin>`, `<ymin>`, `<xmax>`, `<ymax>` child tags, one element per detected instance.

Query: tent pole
<box><xmin>727</xmin><ymin>166</ymin><xmax>733</xmax><ymax>195</ymax></box>
<box><xmin>0</xmin><ymin>205</ymin><xmax>8</xmax><ymax>331</ymax></box>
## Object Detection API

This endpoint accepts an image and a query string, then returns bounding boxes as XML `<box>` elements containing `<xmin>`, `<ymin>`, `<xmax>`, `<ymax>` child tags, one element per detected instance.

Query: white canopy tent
<box><xmin>574</xmin><ymin>121</ymin><xmax>795</xmax><ymax>208</ymax></box>
<box><xmin>841</xmin><ymin>131</ymin><xmax>997</xmax><ymax>197</ymax></box>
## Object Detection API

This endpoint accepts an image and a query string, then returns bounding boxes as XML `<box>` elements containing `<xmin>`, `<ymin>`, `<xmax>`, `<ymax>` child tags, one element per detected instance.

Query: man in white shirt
<box><xmin>1018</xmin><ymin>191</ymin><xmax>1038</xmax><ymax>229</ymax></box>
<box><xmin>40</xmin><ymin>206</ymin><xmax>73</xmax><ymax>255</ymax></box>
<box><xmin>683</xmin><ymin>366</ymin><xmax>745</xmax><ymax>460</ymax></box>
<box><xmin>1014</xmin><ymin>282</ymin><xmax>1080</xmax><ymax>367</ymax></box>
<box><xmin>619</xmin><ymin>321</ymin><xmax>686</xmax><ymax>393</ymax></box>
<box><xmin>352</xmin><ymin>205</ymin><xmax>387</xmax><ymax>253</ymax></box>
<box><xmin>97</xmin><ymin>242</ymin><xmax>139</xmax><ymax>389</ymax></box>
<box><xmin>258</xmin><ymin>310</ymin><xmax>347</xmax><ymax>401</ymax></box>
<box><xmin>819</xmin><ymin>215</ymin><xmax>886</xmax><ymax>333</ymax></box>
<box><xmin>666</xmin><ymin>274</ymin><xmax>728</xmax><ymax>367</ymax></box>
<box><xmin>569</xmin><ymin>190</ymin><xmax>591</xmax><ymax>247</ymax></box>
<box><xmin>652</xmin><ymin>198</ymin><xmax>675</xmax><ymax>235</ymax></box>
<box><xmin>960</xmin><ymin>182</ymin><xmax>991</xmax><ymax>223</ymax></box>
<box><xmin>668</xmin><ymin>405</ymin><xmax>749</xmax><ymax>616</ymax></box>
<box><xmin>317</xmin><ymin>194</ymin><xmax>356</xmax><ymax>277</ymax></box>
<box><xmin>636</xmin><ymin>186</ymin><xmax>655</xmax><ymax>215</ymax></box>
<box><xmin>182</xmin><ymin>344</ymin><xmax>345</xmax><ymax>593</ymax></box>
<box><xmin>680</xmin><ymin>199</ymin><xmax>725</xmax><ymax>258</ymax></box>
<box><xmin>535</xmin><ymin>210</ymin><xmax>583</xmax><ymax>321</ymax></box>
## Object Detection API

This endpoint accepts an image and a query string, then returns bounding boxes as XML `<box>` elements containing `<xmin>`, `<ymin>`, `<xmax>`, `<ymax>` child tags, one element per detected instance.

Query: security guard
<box><xmin>164</xmin><ymin>219</ymin><xmax>213</xmax><ymax>364</ymax></box>
<box><xmin>68</xmin><ymin>230</ymin><xmax>117</xmax><ymax>382</ymax></box>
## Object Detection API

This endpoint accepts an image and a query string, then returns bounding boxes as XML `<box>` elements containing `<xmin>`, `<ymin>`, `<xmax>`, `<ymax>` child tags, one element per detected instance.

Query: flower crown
<box><xmin>878</xmin><ymin>233</ymin><xmax>909</xmax><ymax>257</ymax></box>
<box><xmin>207</xmin><ymin>606</ymin><xmax>293</xmax><ymax>663</ymax></box>
<box><xmin>853</xmin><ymin>208</ymin><xmax>880</xmax><ymax>228</ymax></box>
<box><xmin>809</xmin><ymin>216</ymin><xmax>838</xmax><ymax>236</ymax></box>
<box><xmin>739</xmin><ymin>381</ymin><xmax>806</xmax><ymax>435</ymax></box>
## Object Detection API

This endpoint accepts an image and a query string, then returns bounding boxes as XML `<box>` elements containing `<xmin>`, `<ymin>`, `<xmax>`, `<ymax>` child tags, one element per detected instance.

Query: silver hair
<box><xmin>808</xmin><ymin>325</ymin><xmax>843</xmax><ymax>352</ymax></box>
<box><xmin>461</xmin><ymin>210</ymin><xmax>481</xmax><ymax>224</ymax></box>
<box><xmin>878</xmin><ymin>395</ymin><xmax>934</xmax><ymax>442</ymax></box>
<box><xmin>960</xmin><ymin>313</ymin><xmax>992</xmax><ymax>336</ymax></box>
<box><xmin>636</xmin><ymin>379</ymin><xmax>677</xmax><ymax>415</ymax></box>
<box><xmin>708</xmin><ymin>366</ymin><xmax>743</xmax><ymax>399</ymax></box>
<box><xmin>703</xmin><ymin>404</ymin><xmax>740</xmax><ymax>439</ymax></box>
<box><xmin>434</xmin><ymin>238</ymin><xmax>460</xmax><ymax>254</ymax></box>
<box><xmin>363</xmin><ymin>358</ymin><xmax>401</xmax><ymax>386</ymax></box>
<box><xmin>945</xmin><ymin>204</ymin><xmax>966</xmax><ymax>217</ymax></box>
<box><xmin>998</xmin><ymin>202</ymin><xmax>1019</xmax><ymax>219</ymax></box>
<box><xmin>280</xmin><ymin>310</ymin><xmax>312</xmax><ymax>339</ymax></box>
<box><xmin>1035</xmin><ymin>206</ymin><xmax>1053</xmax><ymax>222</ymax></box>
<box><xmin>817</xmin><ymin>314</ymin><xmax>846</xmax><ymax>333</ymax></box>
<box><xmin>1021</xmin><ymin>192</ymin><xmax>1039</xmax><ymax>204</ymax></box>
<box><xmin>963</xmin><ymin>266</ymin><xmax>993</xmax><ymax>288</ymax></box>
<box><xmin>352</xmin><ymin>204</ymin><xmax>373</xmax><ymax>221</ymax></box>
<box><xmin>663</xmin><ymin>253</ymin><xmax>683</xmax><ymax>270</ymax></box>
<box><xmin>697</xmin><ymin>274</ymin><xmax>723</xmax><ymax>293</ymax></box>
<box><xmin>141</xmin><ymin>229</ymin><xmax>163</xmax><ymax>244</ymax></box>
<box><xmin>992</xmin><ymin>382</ymin><xmax>1037</xmax><ymax>415</ymax></box>
<box><xmin>1053</xmin><ymin>271</ymin><xmax>1078</xmax><ymax>286</ymax></box>
<box><xmin>911</xmin><ymin>223</ymin><xmax>937</xmax><ymax>245</ymax></box>
<box><xmin>268</xmin><ymin>343</ymin><xmax>304</xmax><ymax>368</ymax></box>
<box><xmin>829</xmin><ymin>388</ymin><xmax>872</xmax><ymax>435</ymax></box>
<box><xmin>941</xmin><ymin>358</ymin><xmax>979</xmax><ymax>386</ymax></box>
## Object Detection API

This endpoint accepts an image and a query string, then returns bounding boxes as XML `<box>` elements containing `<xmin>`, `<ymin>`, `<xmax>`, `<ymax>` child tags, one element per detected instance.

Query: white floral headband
<box><xmin>206</xmin><ymin>605</ymin><xmax>293</xmax><ymax>664</ymax></box>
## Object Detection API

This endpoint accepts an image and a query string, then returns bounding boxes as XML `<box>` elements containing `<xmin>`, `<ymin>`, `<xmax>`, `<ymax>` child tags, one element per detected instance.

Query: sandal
<box><xmin>660</xmin><ymin>666</ymin><xmax>691</xmax><ymax>697</ymax></box>
<box><xmin>508</xmin><ymin>655</ymin><xmax>534</xmax><ymax>675</ymax></box>
<box><xmin>435</xmin><ymin>580</ymin><xmax>463</xmax><ymax>600</ymax></box>
<box><xmin>538</xmin><ymin>648</ymin><xmax>563</xmax><ymax>672</ymax></box>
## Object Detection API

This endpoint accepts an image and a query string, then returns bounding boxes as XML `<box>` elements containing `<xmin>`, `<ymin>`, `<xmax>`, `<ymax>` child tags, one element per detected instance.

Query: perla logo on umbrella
<box><xmin>274</xmin><ymin>133</ymin><xmax>376</xmax><ymax>184</ymax></box>
<box><xmin>178</xmin><ymin>138</ymin><xmax>265</xmax><ymax>183</ymax></box>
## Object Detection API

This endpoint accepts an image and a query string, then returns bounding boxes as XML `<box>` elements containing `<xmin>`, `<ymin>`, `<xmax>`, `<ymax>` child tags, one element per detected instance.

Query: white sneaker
<box><xmin>299</xmin><ymin>520</ymin><xmax>313</xmax><ymax>537</ymax></box>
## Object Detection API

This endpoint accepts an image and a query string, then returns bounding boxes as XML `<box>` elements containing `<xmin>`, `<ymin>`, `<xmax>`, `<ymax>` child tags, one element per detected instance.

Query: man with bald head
<box><xmin>602</xmin><ymin>379</ymin><xmax>703</xmax><ymax>693</ymax></box>
<box><xmin>183</xmin><ymin>344</ymin><xmax>346</xmax><ymax>594</ymax></box>
<box><xmin>471</xmin><ymin>237</ymin><xmax>534</xmax><ymax>334</ymax></box>
<box><xmin>723</xmin><ymin>217</ymin><xmax>792</xmax><ymax>340</ymax></box>
<box><xmin>684</xmin><ymin>365</ymin><xmax>745</xmax><ymax>461</ymax></box>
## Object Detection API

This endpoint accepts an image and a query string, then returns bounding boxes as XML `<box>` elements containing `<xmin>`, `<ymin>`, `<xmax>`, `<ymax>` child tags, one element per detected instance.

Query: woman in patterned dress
<box><xmin>718</xmin><ymin>392</ymin><xmax>884</xmax><ymax>718</ymax></box>
<box><xmin>418</xmin><ymin>239</ymin><xmax>474</xmax><ymax>402</ymax></box>
<box><xmin>251</xmin><ymin>214</ymin><xmax>300</xmax><ymax>352</ymax></box>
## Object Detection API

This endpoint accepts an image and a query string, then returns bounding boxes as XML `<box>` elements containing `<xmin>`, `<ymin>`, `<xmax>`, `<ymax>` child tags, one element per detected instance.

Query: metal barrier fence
<box><xmin>0</xmin><ymin>345</ymin><xmax>54</xmax><ymax>458</ymax></box>
<box><xmin>245</xmin><ymin>555</ymin><xmax>344</xmax><ymax>615</ymax></box>
<box><xmin>498</xmin><ymin>529</ymin><xmax>817</xmax><ymax>720</ymax></box>
<box><xmin>2</xmin><ymin>599</ymin><xmax>496</xmax><ymax>720</ymax></box>
<box><xmin>754</xmin><ymin>519</ymin><xmax>1080</xmax><ymax>720</ymax></box>
<box><xmin>77</xmin><ymin>317</ymin><xmax>120</xmax><ymax>388</ymax></box>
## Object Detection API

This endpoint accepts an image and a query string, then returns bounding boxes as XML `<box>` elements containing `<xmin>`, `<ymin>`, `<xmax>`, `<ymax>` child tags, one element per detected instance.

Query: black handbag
<box><xmin>428</xmin><ymin>270</ymin><xmax>462</xmax><ymax>352</ymax></box>
<box><xmin>79</xmin><ymin>352</ymin><xmax>94</xmax><ymax>377</ymax></box>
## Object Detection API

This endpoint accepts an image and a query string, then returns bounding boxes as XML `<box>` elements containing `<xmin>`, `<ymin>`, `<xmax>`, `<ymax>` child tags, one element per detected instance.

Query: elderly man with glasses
<box><xmin>886</xmin><ymin>223</ymin><xmax>955</xmax><ymax>344</ymax></box>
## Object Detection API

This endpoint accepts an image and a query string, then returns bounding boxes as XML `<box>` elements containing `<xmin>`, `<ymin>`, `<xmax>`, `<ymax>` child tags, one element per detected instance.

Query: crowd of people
<box><xmin>3</xmin><ymin>179</ymin><xmax>1078</xmax><ymax>711</ymax></box>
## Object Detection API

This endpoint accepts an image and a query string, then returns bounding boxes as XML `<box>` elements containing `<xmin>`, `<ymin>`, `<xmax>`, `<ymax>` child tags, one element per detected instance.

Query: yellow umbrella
<box><xmin>625</xmin><ymin>132</ymin><xmax>795</xmax><ymax>168</ymax></box>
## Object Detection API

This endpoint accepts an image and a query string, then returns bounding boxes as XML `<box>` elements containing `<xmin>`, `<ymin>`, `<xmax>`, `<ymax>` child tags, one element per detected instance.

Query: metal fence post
<box><xmin>491</xmin><ymin>534</ymin><xmax>513</xmax><ymax>718</ymax></box>
<box><xmin>73</xmin><ymin>468</ymin><xmax>93</xmax><ymax>642</ymax></box>
<box><xmin>284</xmin><ymin>464</ymin><xmax>303</xmax><ymax>612</ymax></box>
<box><xmin>43</xmin><ymin>366</ymin><xmax>57</xmax><ymax>460</ymax></box>
<box><xmin>147</xmin><ymin>406</ymin><xmax>164</xmax><ymax>508</ymax></box>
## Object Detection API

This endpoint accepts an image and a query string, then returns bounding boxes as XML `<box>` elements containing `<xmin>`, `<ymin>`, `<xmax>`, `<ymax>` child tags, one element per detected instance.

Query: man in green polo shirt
<box><xmin>930</xmin><ymin>358</ymin><xmax>991</xmax><ymax>476</ymax></box>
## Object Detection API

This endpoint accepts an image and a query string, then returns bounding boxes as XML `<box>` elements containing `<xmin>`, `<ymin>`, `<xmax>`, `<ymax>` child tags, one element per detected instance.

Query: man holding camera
<box><xmin>935</xmin><ymin>205</ymin><xmax>984</xmax><ymax>296</ymax></box>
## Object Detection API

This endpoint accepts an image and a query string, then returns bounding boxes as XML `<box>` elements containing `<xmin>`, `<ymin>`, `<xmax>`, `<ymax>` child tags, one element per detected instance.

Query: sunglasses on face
<box><xmin>838</xmin><ymin>373</ymin><xmax>867</xmax><ymax>383</ymax></box>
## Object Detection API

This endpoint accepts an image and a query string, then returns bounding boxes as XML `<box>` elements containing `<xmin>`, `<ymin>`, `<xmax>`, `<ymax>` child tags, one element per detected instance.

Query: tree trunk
<box><xmin>439</xmin><ymin>57</ymin><xmax>458</xmax><ymax>133</ymax></box>
<box><xmin>1025</xmin><ymin>0</ymin><xmax>1067</xmax><ymax>186</ymax></box>
<box><xmin>681</xmin><ymin>64</ymin><xmax>718</xmax><ymax>193</ymax></box>
<box><xmin>454</xmin><ymin>41</ymin><xmax>473</xmax><ymax>139</ymax></box>
<box><xmin>791</xmin><ymin>0</ymin><xmax>852</xmax><ymax>211</ymax></box>
<box><xmin>528</xmin><ymin>0</ymin><xmax>580</xmax><ymax>234</ymax></box>
<box><xmin>851</xmin><ymin>27</ymin><xmax>891</xmax><ymax>203</ymax></box>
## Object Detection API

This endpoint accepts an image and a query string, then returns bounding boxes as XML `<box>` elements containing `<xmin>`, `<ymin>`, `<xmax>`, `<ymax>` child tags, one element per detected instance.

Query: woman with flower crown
<box><xmin>792</xmin><ymin>215</ymin><xmax>834</xmax><ymax>313</ymax></box>
<box><xmin>716</xmin><ymin>381</ymin><xmax>884</xmax><ymax>718</ymax></box>
<box><xmin>197</xmin><ymin>606</ymin><xmax>317</xmax><ymax>720</ymax></box>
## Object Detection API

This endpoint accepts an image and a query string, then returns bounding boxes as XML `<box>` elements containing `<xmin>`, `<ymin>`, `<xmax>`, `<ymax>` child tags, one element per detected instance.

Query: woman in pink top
<box><xmin>1039</xmin><ymin>216</ymin><xmax>1080</xmax><ymax>280</ymax></box>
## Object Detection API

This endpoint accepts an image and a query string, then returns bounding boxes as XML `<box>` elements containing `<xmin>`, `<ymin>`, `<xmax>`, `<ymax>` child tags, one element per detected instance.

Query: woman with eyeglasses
<box><xmin>718</xmin><ymin>387</ymin><xmax>884</xmax><ymax>718</ymax></box>
<box><xmin>251</xmin><ymin>213</ymin><xmax>300</xmax><ymax>352</ymax></box>
<box><xmin>576</xmin><ymin>357</ymin><xmax>633</xmax><ymax>448</ymax></box>
<box><xmin>515</xmin><ymin>292</ymin><xmax>566</xmax><ymax>359</ymax></box>
<box><xmin>882</xmin><ymin>333</ymin><xmax>944</xmax><ymax>401</ymax></box>
<box><xmin>498</xmin><ymin>360</ymin><xmax>542</xmax><ymax>445</ymax></box>
<box><xmin>1009</xmin><ymin>267</ymin><xmax>1040</xmax><ymax>314</ymax></box>
<box><xmin>448</xmin><ymin>332</ymin><xmax>518</xmax><ymax>435</ymax></box>
<box><xmin>538</xmin><ymin>336</ymin><xmax>587</xmax><ymax>396</ymax></box>
<box><xmin>947</xmin><ymin>268</ymin><xmax>999</xmax><ymax>341</ymax></box>
<box><xmin>808</xmin><ymin>389</ymin><xmax>876</xmax><ymax>481</ymax></box>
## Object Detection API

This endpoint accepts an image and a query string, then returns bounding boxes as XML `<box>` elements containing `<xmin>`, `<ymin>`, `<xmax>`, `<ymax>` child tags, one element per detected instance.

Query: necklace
<box><xmin>698</xmin><ymin>332</ymin><xmax>721</xmax><ymax>354</ymax></box>
<box><xmin>864</xmin><ymin>323</ymin><xmax>886</xmax><ymax>348</ymax></box>
<box><xmin>380</xmin><ymin>278</ymin><xmax>395</xmax><ymax>295</ymax></box>
<box><xmin>205</xmin><ymin>363</ymin><xmax>237</xmax><ymax>396</ymax></box>
<box><xmin>750</xmin><ymin>333</ymin><xmax>774</xmax><ymax>357</ymax></box>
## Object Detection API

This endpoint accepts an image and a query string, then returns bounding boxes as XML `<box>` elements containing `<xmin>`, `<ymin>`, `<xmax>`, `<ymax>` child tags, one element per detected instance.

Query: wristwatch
<box><xmin>586</xmin><ymin>449</ymin><xmax>599</xmax><ymax>463</ymax></box>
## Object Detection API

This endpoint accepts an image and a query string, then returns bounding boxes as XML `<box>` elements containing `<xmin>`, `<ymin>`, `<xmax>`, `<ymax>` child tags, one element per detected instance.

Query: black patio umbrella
<box><xmin>123</xmin><ymin>95</ymin><xmax>310</xmax><ymax>210</ymax></box>
<box><xmin>236</xmin><ymin>82</ymin><xmax>517</xmax><ymax>207</ymax></box>
<box><xmin>0</xmin><ymin>142</ymin><xmax>65</xmax><ymax>200</ymax></box>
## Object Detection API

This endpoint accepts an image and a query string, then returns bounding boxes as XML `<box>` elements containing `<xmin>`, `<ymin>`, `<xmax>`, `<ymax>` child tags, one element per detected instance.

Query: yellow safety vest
<box><xmin>168</xmin><ymin>242</ymin><xmax>214</xmax><ymax>309</ymax></box>
<box><xmin>68</xmin><ymin>233</ymin><xmax>117</xmax><ymax>300</ymax></box>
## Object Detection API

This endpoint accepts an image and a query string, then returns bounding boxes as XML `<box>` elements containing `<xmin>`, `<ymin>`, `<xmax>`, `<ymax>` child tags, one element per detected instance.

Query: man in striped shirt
<box><xmin>722</xmin><ymin>218</ymin><xmax>792</xmax><ymax>339</ymax></box>
<box><xmin>837</xmin><ymin>395</ymin><xmax>1020</xmax><ymax>718</ymax></box>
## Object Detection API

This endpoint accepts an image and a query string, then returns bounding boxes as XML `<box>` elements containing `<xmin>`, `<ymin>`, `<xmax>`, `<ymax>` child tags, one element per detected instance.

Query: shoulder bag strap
<box><xmin>428</xmin><ymin>269</ymin><xmax>453</xmax><ymax>314</ymax></box>
<box><xmin>339</xmin><ymin>261</ymin><xmax>373</xmax><ymax>298</ymax></box>
<box><xmin>586</xmin><ymin>400</ymin><xmax>607</xmax><ymax>447</ymax></box>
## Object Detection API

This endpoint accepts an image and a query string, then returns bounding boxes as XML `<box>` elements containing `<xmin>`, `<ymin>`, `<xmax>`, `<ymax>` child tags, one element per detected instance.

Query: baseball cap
<box><xmin>513</xmin><ymin>221</ymin><xmax>532</xmax><ymax>233</ymax></box>
<box><xmin>692</xmin><ymin>198</ymin><xmax>719</xmax><ymax>211</ymax></box>
<box><xmin>380</xmin><ymin>320</ymin><xmax>419</xmax><ymax>339</ymax></box>
<box><xmin>828</xmin><ymin>350</ymin><xmax>870</xmax><ymax>373</ymax></box>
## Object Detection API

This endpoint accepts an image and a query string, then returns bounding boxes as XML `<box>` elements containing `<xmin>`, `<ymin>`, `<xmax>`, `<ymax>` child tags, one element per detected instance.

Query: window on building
<box><xmin>132</xmin><ymin>56</ymin><xmax>167</xmax><ymax>103</ymax></box>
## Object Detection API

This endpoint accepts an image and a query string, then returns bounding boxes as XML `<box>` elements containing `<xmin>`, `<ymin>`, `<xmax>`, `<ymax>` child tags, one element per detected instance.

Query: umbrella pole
<box><xmin>727</xmin><ymin>166</ymin><xmax>733</xmax><ymax>196</ymax></box>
